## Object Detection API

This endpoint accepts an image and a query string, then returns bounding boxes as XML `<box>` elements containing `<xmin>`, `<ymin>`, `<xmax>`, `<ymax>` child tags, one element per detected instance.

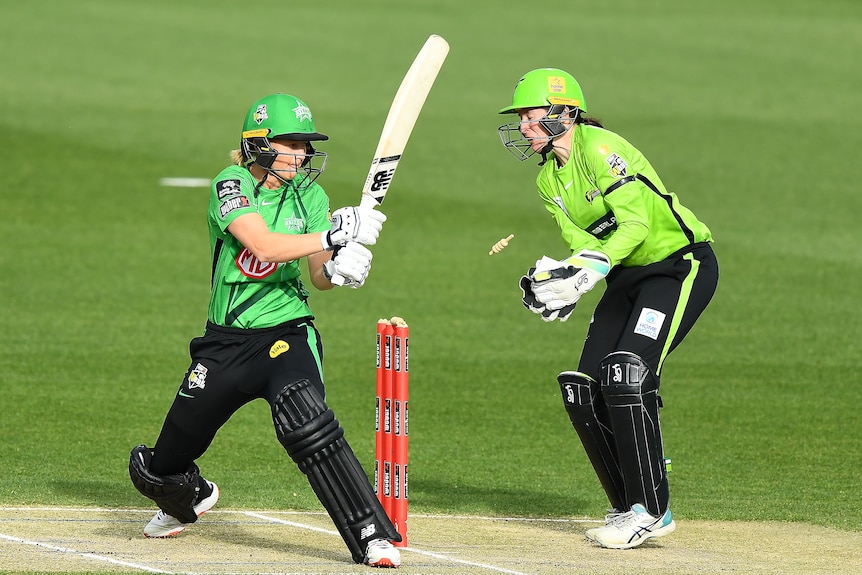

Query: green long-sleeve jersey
<box><xmin>206</xmin><ymin>166</ymin><xmax>331</xmax><ymax>328</ymax></box>
<box><xmin>537</xmin><ymin>124</ymin><xmax>712</xmax><ymax>267</ymax></box>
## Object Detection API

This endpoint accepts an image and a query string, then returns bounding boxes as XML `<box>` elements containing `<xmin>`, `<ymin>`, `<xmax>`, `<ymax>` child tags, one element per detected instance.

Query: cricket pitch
<box><xmin>1</xmin><ymin>507</ymin><xmax>860</xmax><ymax>574</ymax></box>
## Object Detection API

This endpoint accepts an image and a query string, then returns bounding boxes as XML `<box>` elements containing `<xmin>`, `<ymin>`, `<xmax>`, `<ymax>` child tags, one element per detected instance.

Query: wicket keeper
<box><xmin>498</xmin><ymin>69</ymin><xmax>719</xmax><ymax>549</ymax></box>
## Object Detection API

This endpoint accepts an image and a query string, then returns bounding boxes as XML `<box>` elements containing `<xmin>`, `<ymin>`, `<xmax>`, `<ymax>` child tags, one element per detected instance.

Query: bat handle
<box><xmin>329</xmin><ymin>272</ymin><xmax>347</xmax><ymax>286</ymax></box>
<box><xmin>360</xmin><ymin>194</ymin><xmax>380</xmax><ymax>210</ymax></box>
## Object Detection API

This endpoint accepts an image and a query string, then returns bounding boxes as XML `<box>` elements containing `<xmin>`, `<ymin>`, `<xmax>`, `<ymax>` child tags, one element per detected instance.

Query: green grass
<box><xmin>1</xmin><ymin>0</ymin><xmax>860</xmax><ymax>535</ymax></box>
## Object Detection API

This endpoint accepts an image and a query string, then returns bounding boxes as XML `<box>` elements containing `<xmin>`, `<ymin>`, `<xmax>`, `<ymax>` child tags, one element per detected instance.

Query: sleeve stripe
<box><xmin>604</xmin><ymin>175</ymin><xmax>637</xmax><ymax>195</ymax></box>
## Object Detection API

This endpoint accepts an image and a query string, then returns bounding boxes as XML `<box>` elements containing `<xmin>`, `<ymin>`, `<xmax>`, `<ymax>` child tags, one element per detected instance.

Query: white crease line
<box><xmin>246</xmin><ymin>511</ymin><xmax>532</xmax><ymax>575</ymax></box>
<box><xmin>403</xmin><ymin>547</ymin><xmax>531</xmax><ymax>575</ymax></box>
<box><xmin>244</xmin><ymin>511</ymin><xmax>340</xmax><ymax>536</ymax></box>
<box><xmin>0</xmin><ymin>532</ymin><xmax>172</xmax><ymax>574</ymax></box>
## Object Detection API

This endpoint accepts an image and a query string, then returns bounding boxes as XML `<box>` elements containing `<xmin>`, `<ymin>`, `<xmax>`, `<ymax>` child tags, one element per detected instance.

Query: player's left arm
<box><xmin>588</xmin><ymin>143</ymin><xmax>650</xmax><ymax>265</ymax></box>
<box><xmin>308</xmin><ymin>250</ymin><xmax>334</xmax><ymax>291</ymax></box>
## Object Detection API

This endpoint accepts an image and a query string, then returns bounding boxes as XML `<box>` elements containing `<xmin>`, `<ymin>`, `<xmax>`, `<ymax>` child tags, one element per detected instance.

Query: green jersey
<box><xmin>537</xmin><ymin>124</ymin><xmax>712</xmax><ymax>268</ymax></box>
<box><xmin>206</xmin><ymin>166</ymin><xmax>331</xmax><ymax>328</ymax></box>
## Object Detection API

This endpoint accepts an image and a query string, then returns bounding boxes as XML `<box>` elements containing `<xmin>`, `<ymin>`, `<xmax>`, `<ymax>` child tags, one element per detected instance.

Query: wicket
<box><xmin>375</xmin><ymin>317</ymin><xmax>409</xmax><ymax>547</ymax></box>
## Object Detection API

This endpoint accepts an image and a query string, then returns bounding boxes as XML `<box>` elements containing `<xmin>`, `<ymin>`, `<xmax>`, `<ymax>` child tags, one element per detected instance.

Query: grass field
<box><xmin>1</xmin><ymin>1</ymin><xmax>861</xmax><ymax>571</ymax></box>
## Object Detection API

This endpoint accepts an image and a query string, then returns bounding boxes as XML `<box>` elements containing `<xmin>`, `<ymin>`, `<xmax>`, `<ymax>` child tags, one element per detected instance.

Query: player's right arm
<box><xmin>228</xmin><ymin>213</ymin><xmax>330</xmax><ymax>263</ymax></box>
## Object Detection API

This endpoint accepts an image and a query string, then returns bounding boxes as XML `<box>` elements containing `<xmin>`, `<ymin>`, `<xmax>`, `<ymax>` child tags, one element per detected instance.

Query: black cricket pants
<box><xmin>150</xmin><ymin>318</ymin><xmax>324</xmax><ymax>476</ymax></box>
<box><xmin>577</xmin><ymin>242</ymin><xmax>719</xmax><ymax>381</ymax></box>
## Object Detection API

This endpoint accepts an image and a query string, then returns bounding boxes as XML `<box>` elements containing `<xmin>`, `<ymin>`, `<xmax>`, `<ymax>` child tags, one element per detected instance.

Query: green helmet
<box><xmin>240</xmin><ymin>94</ymin><xmax>328</xmax><ymax>188</ymax></box>
<box><xmin>498</xmin><ymin>68</ymin><xmax>587</xmax><ymax>115</ymax></box>
<box><xmin>241</xmin><ymin>93</ymin><xmax>328</xmax><ymax>142</ymax></box>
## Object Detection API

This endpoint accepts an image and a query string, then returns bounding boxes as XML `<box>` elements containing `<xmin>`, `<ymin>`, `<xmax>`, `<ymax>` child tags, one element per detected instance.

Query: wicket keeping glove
<box><xmin>323</xmin><ymin>241</ymin><xmax>373</xmax><ymax>288</ymax></box>
<box><xmin>531</xmin><ymin>250</ymin><xmax>611</xmax><ymax>311</ymax></box>
<box><xmin>519</xmin><ymin>267</ymin><xmax>577</xmax><ymax>322</ymax></box>
<box><xmin>321</xmin><ymin>205</ymin><xmax>386</xmax><ymax>250</ymax></box>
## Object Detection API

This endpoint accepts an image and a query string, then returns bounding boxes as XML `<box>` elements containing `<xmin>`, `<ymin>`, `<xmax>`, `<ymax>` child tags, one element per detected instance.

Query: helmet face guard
<box><xmin>497</xmin><ymin>103</ymin><xmax>580</xmax><ymax>161</ymax></box>
<box><xmin>241</xmin><ymin>131</ymin><xmax>328</xmax><ymax>189</ymax></box>
<box><xmin>240</xmin><ymin>94</ymin><xmax>329</xmax><ymax>189</ymax></box>
<box><xmin>497</xmin><ymin>69</ymin><xmax>586</xmax><ymax>161</ymax></box>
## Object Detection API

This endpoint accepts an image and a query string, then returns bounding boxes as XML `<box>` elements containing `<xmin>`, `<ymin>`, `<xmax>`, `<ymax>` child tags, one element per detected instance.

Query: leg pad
<box><xmin>599</xmin><ymin>352</ymin><xmax>668</xmax><ymax>516</ymax></box>
<box><xmin>558</xmin><ymin>371</ymin><xmax>625</xmax><ymax>510</ymax></box>
<box><xmin>129</xmin><ymin>445</ymin><xmax>200</xmax><ymax>524</ymax></box>
<box><xmin>273</xmin><ymin>379</ymin><xmax>400</xmax><ymax>564</ymax></box>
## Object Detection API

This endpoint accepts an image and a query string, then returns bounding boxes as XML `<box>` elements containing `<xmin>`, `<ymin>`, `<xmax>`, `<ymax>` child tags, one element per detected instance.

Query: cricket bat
<box><xmin>331</xmin><ymin>34</ymin><xmax>449</xmax><ymax>285</ymax></box>
<box><xmin>358</xmin><ymin>34</ymin><xmax>449</xmax><ymax>210</ymax></box>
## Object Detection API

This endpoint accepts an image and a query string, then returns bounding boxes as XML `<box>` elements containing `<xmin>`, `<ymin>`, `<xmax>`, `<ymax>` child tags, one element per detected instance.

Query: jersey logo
<box><xmin>284</xmin><ymin>216</ymin><xmax>304</xmax><ymax>232</ymax></box>
<box><xmin>587</xmin><ymin>212</ymin><xmax>617</xmax><ymax>239</ymax></box>
<box><xmin>187</xmin><ymin>363</ymin><xmax>208</xmax><ymax>390</ymax></box>
<box><xmin>219</xmin><ymin>195</ymin><xmax>250</xmax><ymax>219</ymax></box>
<box><xmin>236</xmin><ymin>247</ymin><xmax>277</xmax><ymax>278</ymax></box>
<box><xmin>606</xmin><ymin>153</ymin><xmax>628</xmax><ymax>177</ymax></box>
<box><xmin>269</xmin><ymin>340</ymin><xmax>290</xmax><ymax>358</ymax></box>
<box><xmin>634</xmin><ymin>307</ymin><xmax>666</xmax><ymax>340</ymax></box>
<box><xmin>215</xmin><ymin>179</ymin><xmax>242</xmax><ymax>199</ymax></box>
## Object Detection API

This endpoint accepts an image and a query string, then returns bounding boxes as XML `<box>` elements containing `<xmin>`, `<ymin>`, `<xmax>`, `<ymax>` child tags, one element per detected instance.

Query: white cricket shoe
<box><xmin>589</xmin><ymin>503</ymin><xmax>676</xmax><ymax>549</ymax></box>
<box><xmin>585</xmin><ymin>508</ymin><xmax>624</xmax><ymax>543</ymax></box>
<box><xmin>144</xmin><ymin>480</ymin><xmax>219</xmax><ymax>538</ymax></box>
<box><xmin>363</xmin><ymin>538</ymin><xmax>401</xmax><ymax>568</ymax></box>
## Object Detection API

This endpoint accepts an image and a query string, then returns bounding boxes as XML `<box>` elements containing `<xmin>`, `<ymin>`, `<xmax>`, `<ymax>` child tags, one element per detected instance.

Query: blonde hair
<box><xmin>229</xmin><ymin>149</ymin><xmax>245</xmax><ymax>166</ymax></box>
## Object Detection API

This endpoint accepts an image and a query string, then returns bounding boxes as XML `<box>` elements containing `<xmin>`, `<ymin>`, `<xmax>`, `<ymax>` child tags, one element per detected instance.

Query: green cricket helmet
<box><xmin>497</xmin><ymin>68</ymin><xmax>586</xmax><ymax>162</ymax></box>
<box><xmin>240</xmin><ymin>93</ymin><xmax>328</xmax><ymax>188</ymax></box>
<box><xmin>498</xmin><ymin>68</ymin><xmax>587</xmax><ymax>115</ymax></box>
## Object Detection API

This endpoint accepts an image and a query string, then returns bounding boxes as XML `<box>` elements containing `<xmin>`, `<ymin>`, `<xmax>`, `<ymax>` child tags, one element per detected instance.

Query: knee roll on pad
<box><xmin>558</xmin><ymin>371</ymin><xmax>625</xmax><ymax>511</ymax></box>
<box><xmin>273</xmin><ymin>380</ymin><xmax>400</xmax><ymax>563</ymax></box>
<box><xmin>600</xmin><ymin>351</ymin><xmax>658</xmax><ymax>401</ymax></box>
<box><xmin>599</xmin><ymin>352</ymin><xmax>668</xmax><ymax>516</ymax></box>
<box><xmin>129</xmin><ymin>445</ymin><xmax>200</xmax><ymax>524</ymax></box>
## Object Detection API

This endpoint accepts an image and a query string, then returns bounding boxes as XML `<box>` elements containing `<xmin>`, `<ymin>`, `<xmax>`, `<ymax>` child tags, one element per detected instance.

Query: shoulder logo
<box><xmin>215</xmin><ymin>179</ymin><xmax>242</xmax><ymax>199</ymax></box>
<box><xmin>219</xmin><ymin>195</ymin><xmax>250</xmax><ymax>218</ymax></box>
<box><xmin>606</xmin><ymin>153</ymin><xmax>628</xmax><ymax>177</ymax></box>
<box><xmin>269</xmin><ymin>340</ymin><xmax>290</xmax><ymax>358</ymax></box>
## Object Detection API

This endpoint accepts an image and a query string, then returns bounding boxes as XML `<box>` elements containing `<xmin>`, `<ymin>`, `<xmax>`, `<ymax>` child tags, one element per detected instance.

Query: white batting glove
<box><xmin>321</xmin><ymin>205</ymin><xmax>387</xmax><ymax>250</ymax></box>
<box><xmin>323</xmin><ymin>242</ymin><xmax>373</xmax><ymax>288</ymax></box>
<box><xmin>531</xmin><ymin>250</ymin><xmax>611</xmax><ymax>311</ymax></box>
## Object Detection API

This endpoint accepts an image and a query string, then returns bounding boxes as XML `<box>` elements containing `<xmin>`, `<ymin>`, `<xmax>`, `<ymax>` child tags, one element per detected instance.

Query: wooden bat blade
<box><xmin>360</xmin><ymin>34</ymin><xmax>449</xmax><ymax>208</ymax></box>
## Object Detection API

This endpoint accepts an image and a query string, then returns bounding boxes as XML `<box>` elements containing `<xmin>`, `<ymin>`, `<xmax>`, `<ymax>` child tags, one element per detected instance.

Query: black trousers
<box><xmin>577</xmin><ymin>242</ymin><xmax>719</xmax><ymax>380</ymax></box>
<box><xmin>150</xmin><ymin>318</ymin><xmax>324</xmax><ymax>476</ymax></box>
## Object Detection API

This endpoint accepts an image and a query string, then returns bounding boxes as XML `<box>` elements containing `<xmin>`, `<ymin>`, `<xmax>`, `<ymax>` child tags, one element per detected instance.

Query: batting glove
<box><xmin>321</xmin><ymin>205</ymin><xmax>386</xmax><ymax>250</ymax></box>
<box><xmin>323</xmin><ymin>242</ymin><xmax>373</xmax><ymax>288</ymax></box>
<box><xmin>531</xmin><ymin>250</ymin><xmax>611</xmax><ymax>311</ymax></box>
